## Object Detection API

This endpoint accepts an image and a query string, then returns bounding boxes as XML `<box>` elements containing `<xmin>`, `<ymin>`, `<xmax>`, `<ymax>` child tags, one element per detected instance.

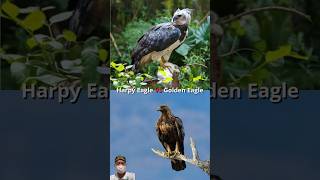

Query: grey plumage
<box><xmin>131</xmin><ymin>23</ymin><xmax>182</xmax><ymax>69</ymax></box>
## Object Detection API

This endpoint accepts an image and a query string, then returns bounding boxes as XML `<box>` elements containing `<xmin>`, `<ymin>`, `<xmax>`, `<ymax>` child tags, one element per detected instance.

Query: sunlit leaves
<box><xmin>111</xmin><ymin>62</ymin><xmax>125</xmax><ymax>72</ymax></box>
<box><xmin>266</xmin><ymin>45</ymin><xmax>308</xmax><ymax>63</ymax></box>
<box><xmin>26</xmin><ymin>37</ymin><xmax>37</xmax><ymax>49</ymax></box>
<box><xmin>63</xmin><ymin>30</ymin><xmax>77</xmax><ymax>42</ymax></box>
<box><xmin>192</xmin><ymin>75</ymin><xmax>205</xmax><ymax>82</ymax></box>
<box><xmin>1</xmin><ymin>1</ymin><xmax>19</xmax><ymax>18</ymax></box>
<box><xmin>21</xmin><ymin>10</ymin><xmax>46</xmax><ymax>31</ymax></box>
<box><xmin>99</xmin><ymin>49</ymin><xmax>108</xmax><ymax>62</ymax></box>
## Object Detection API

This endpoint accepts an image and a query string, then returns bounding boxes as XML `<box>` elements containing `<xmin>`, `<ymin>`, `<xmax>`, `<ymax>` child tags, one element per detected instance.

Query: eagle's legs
<box><xmin>173</xmin><ymin>141</ymin><xmax>181</xmax><ymax>156</ymax></box>
<box><xmin>164</xmin><ymin>142</ymin><xmax>173</xmax><ymax>157</ymax></box>
<box><xmin>160</xmin><ymin>57</ymin><xmax>167</xmax><ymax>69</ymax></box>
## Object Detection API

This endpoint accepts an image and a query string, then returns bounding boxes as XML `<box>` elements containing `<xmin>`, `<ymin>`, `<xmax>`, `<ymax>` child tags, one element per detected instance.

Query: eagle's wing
<box><xmin>156</xmin><ymin>121</ymin><xmax>161</xmax><ymax>140</ymax></box>
<box><xmin>174</xmin><ymin>116</ymin><xmax>185</xmax><ymax>154</ymax></box>
<box><xmin>156</xmin><ymin>120</ymin><xmax>167</xmax><ymax>150</ymax></box>
<box><xmin>131</xmin><ymin>23</ymin><xmax>181</xmax><ymax>68</ymax></box>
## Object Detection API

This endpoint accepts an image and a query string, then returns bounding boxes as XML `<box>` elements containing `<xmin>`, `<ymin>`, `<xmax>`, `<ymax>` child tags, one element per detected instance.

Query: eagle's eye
<box><xmin>177</xmin><ymin>15</ymin><xmax>182</xmax><ymax>17</ymax></box>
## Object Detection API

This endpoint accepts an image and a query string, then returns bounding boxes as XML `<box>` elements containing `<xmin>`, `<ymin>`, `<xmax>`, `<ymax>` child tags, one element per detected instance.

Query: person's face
<box><xmin>115</xmin><ymin>160</ymin><xmax>126</xmax><ymax>174</ymax></box>
<box><xmin>115</xmin><ymin>160</ymin><xmax>126</xmax><ymax>166</ymax></box>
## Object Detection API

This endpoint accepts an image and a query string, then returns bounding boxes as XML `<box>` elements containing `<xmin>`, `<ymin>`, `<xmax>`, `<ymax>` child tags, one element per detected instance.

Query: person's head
<box><xmin>114</xmin><ymin>155</ymin><xmax>126</xmax><ymax>174</ymax></box>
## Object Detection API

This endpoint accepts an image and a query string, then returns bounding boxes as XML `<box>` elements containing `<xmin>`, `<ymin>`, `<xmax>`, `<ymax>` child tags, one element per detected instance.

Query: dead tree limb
<box><xmin>151</xmin><ymin>137</ymin><xmax>210</xmax><ymax>175</ymax></box>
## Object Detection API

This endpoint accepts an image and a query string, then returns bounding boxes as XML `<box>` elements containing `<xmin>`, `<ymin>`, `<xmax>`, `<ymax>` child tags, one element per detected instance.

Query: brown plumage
<box><xmin>156</xmin><ymin>105</ymin><xmax>186</xmax><ymax>171</ymax></box>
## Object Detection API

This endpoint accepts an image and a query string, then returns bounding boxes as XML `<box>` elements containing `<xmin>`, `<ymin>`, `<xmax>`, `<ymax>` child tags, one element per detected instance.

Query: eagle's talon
<box><xmin>165</xmin><ymin>151</ymin><xmax>173</xmax><ymax>157</ymax></box>
<box><xmin>173</xmin><ymin>150</ymin><xmax>181</xmax><ymax>157</ymax></box>
<box><xmin>168</xmin><ymin>151</ymin><xmax>176</xmax><ymax>158</ymax></box>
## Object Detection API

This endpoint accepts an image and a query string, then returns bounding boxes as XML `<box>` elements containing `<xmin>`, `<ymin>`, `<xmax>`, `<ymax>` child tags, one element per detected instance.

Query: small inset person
<box><xmin>110</xmin><ymin>155</ymin><xmax>135</xmax><ymax>180</ymax></box>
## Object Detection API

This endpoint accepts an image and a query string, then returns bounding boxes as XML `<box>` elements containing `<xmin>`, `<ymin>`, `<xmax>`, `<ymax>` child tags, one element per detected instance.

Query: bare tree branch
<box><xmin>110</xmin><ymin>32</ymin><xmax>122</xmax><ymax>57</ymax></box>
<box><xmin>151</xmin><ymin>137</ymin><xmax>210</xmax><ymax>175</ymax></box>
<box><xmin>221</xmin><ymin>6</ymin><xmax>312</xmax><ymax>25</ymax></box>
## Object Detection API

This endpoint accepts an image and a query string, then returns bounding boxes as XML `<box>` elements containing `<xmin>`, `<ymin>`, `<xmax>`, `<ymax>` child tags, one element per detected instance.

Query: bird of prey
<box><xmin>131</xmin><ymin>8</ymin><xmax>192</xmax><ymax>72</ymax></box>
<box><xmin>68</xmin><ymin>0</ymin><xmax>107</xmax><ymax>39</ymax></box>
<box><xmin>156</xmin><ymin>105</ymin><xmax>186</xmax><ymax>171</ymax></box>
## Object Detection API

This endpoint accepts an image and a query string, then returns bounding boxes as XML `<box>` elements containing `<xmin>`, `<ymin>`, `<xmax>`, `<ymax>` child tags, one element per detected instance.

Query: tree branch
<box><xmin>151</xmin><ymin>137</ymin><xmax>210</xmax><ymax>175</ymax></box>
<box><xmin>221</xmin><ymin>6</ymin><xmax>312</xmax><ymax>24</ymax></box>
<box><xmin>110</xmin><ymin>32</ymin><xmax>122</xmax><ymax>57</ymax></box>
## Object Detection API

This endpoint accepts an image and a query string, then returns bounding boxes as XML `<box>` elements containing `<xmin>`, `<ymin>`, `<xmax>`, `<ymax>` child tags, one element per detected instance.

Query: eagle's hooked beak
<box><xmin>157</xmin><ymin>108</ymin><xmax>161</xmax><ymax>111</ymax></box>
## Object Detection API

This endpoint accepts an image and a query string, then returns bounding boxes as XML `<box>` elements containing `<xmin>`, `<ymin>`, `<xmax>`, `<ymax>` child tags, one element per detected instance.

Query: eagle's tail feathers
<box><xmin>171</xmin><ymin>160</ymin><xmax>186</xmax><ymax>171</ymax></box>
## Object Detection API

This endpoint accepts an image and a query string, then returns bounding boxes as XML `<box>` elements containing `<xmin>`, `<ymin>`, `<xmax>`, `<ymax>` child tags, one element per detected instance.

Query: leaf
<box><xmin>47</xmin><ymin>40</ymin><xmax>64</xmax><ymax>49</ymax></box>
<box><xmin>254</xmin><ymin>40</ymin><xmax>267</xmax><ymax>52</ymax></box>
<box><xmin>163</xmin><ymin>77</ymin><xmax>173</xmax><ymax>83</ymax></box>
<box><xmin>10</xmin><ymin>62</ymin><xmax>28</xmax><ymax>82</ymax></box>
<box><xmin>175</xmin><ymin>44</ymin><xmax>191</xmax><ymax>56</ymax></box>
<box><xmin>265</xmin><ymin>45</ymin><xmax>292</xmax><ymax>63</ymax></box>
<box><xmin>288</xmin><ymin>52</ymin><xmax>309</xmax><ymax>60</ymax></box>
<box><xmin>230</xmin><ymin>20</ymin><xmax>245</xmax><ymax>36</ymax></box>
<box><xmin>49</xmin><ymin>11</ymin><xmax>73</xmax><ymax>24</ymax></box>
<box><xmin>111</xmin><ymin>62</ymin><xmax>125</xmax><ymax>72</ymax></box>
<box><xmin>61</xmin><ymin>59</ymin><xmax>81</xmax><ymax>69</ymax></box>
<box><xmin>19</xmin><ymin>6</ymin><xmax>38</xmax><ymax>14</ymax></box>
<box><xmin>0</xmin><ymin>54</ymin><xmax>24</xmax><ymax>62</ymax></box>
<box><xmin>34</xmin><ymin>34</ymin><xmax>49</xmax><ymax>43</ymax></box>
<box><xmin>26</xmin><ymin>37</ymin><xmax>37</xmax><ymax>49</ymax></box>
<box><xmin>41</xmin><ymin>6</ymin><xmax>56</xmax><ymax>11</ymax></box>
<box><xmin>63</xmin><ymin>30</ymin><xmax>77</xmax><ymax>42</ymax></box>
<box><xmin>2</xmin><ymin>1</ymin><xmax>20</xmax><ymax>18</ymax></box>
<box><xmin>81</xmin><ymin>47</ymin><xmax>100</xmax><ymax>84</ymax></box>
<box><xmin>125</xmin><ymin>65</ymin><xmax>134</xmax><ymax>70</ymax></box>
<box><xmin>158</xmin><ymin>68</ymin><xmax>167</xmax><ymax>77</ymax></box>
<box><xmin>98</xmin><ymin>49</ymin><xmax>108</xmax><ymax>62</ymax></box>
<box><xmin>192</xmin><ymin>75</ymin><xmax>204</xmax><ymax>82</ymax></box>
<box><xmin>194</xmin><ymin>16</ymin><xmax>210</xmax><ymax>41</ymax></box>
<box><xmin>26</xmin><ymin>75</ymin><xmax>66</xmax><ymax>86</ymax></box>
<box><xmin>22</xmin><ymin>10</ymin><xmax>46</xmax><ymax>31</ymax></box>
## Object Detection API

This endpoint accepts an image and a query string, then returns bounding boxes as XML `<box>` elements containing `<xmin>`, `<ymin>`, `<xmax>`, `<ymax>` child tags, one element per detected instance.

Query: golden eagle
<box><xmin>156</xmin><ymin>105</ymin><xmax>186</xmax><ymax>171</ymax></box>
<box><xmin>131</xmin><ymin>8</ymin><xmax>192</xmax><ymax>72</ymax></box>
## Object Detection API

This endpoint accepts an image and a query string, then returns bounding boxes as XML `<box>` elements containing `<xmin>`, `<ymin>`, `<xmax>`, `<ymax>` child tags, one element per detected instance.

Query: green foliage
<box><xmin>0</xmin><ymin>2</ymin><xmax>107</xmax><ymax>88</ymax></box>
<box><xmin>110</xmin><ymin>62</ymin><xmax>150</xmax><ymax>88</ymax></box>
<box><xmin>218</xmin><ymin>0</ymin><xmax>319</xmax><ymax>88</ymax></box>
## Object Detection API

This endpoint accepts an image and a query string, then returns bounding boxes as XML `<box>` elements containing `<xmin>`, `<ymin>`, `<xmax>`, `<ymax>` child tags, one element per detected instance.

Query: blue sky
<box><xmin>110</xmin><ymin>91</ymin><xmax>210</xmax><ymax>180</ymax></box>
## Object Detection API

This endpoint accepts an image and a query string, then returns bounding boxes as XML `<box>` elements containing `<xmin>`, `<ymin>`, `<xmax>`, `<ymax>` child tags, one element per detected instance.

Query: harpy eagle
<box><xmin>156</xmin><ymin>105</ymin><xmax>186</xmax><ymax>171</ymax></box>
<box><xmin>131</xmin><ymin>8</ymin><xmax>192</xmax><ymax>72</ymax></box>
